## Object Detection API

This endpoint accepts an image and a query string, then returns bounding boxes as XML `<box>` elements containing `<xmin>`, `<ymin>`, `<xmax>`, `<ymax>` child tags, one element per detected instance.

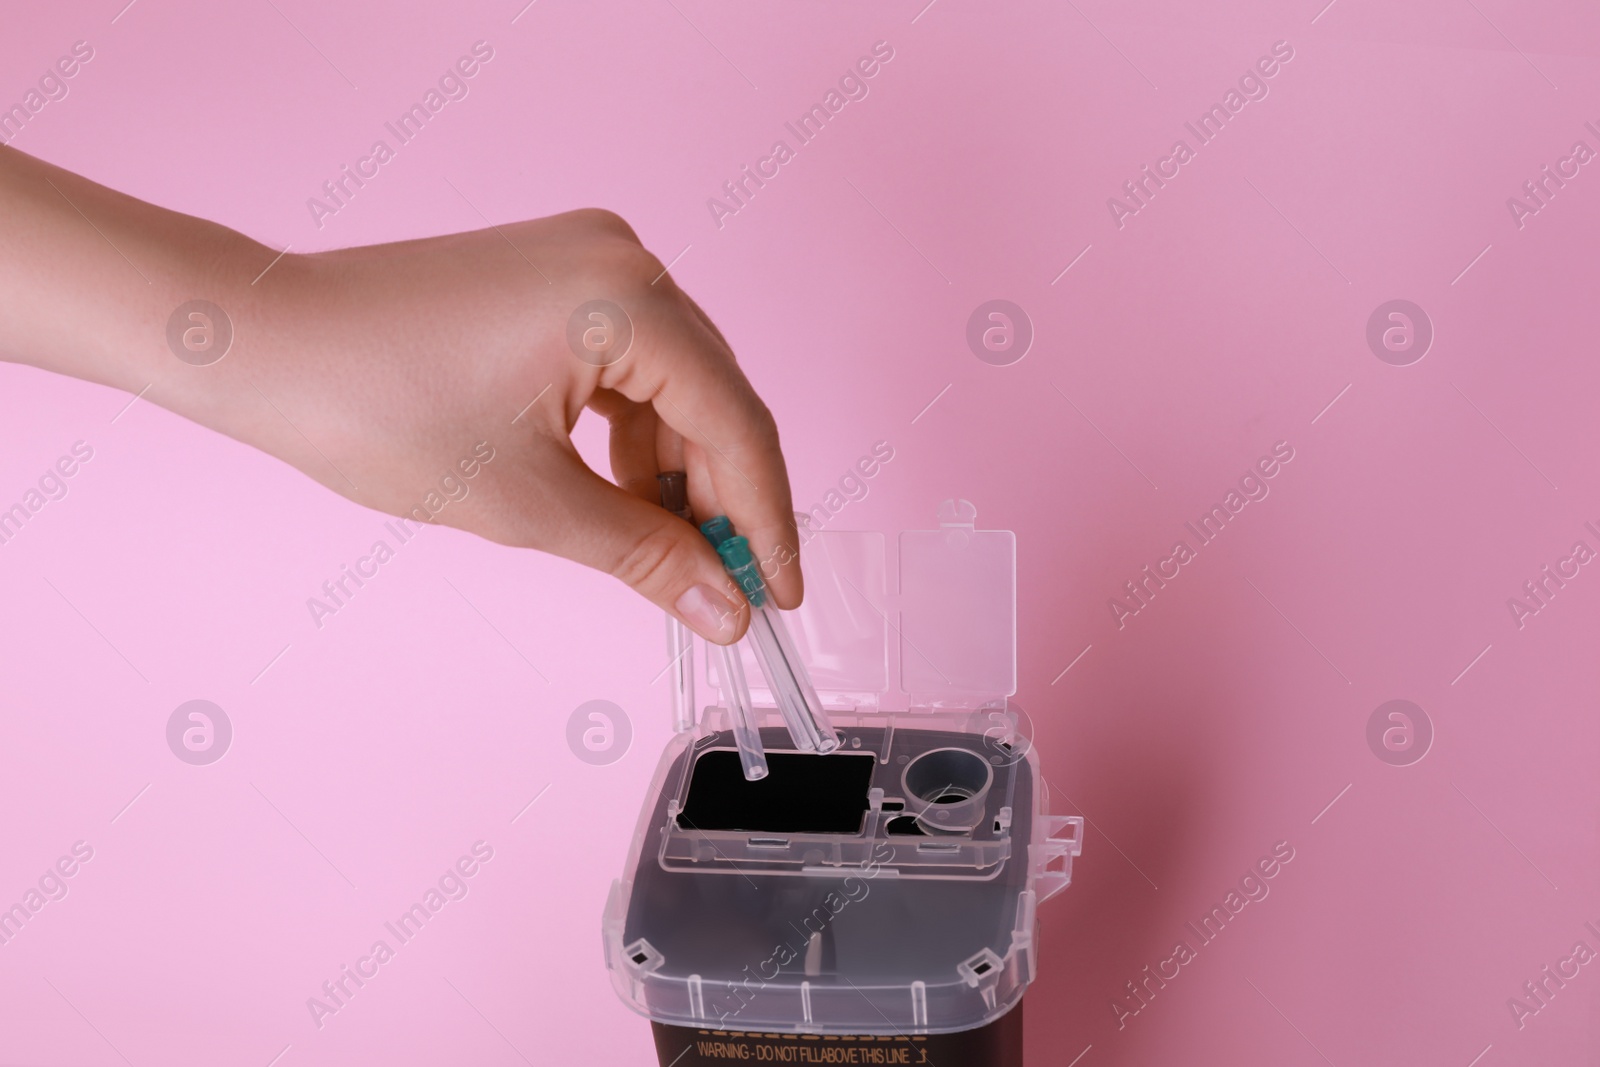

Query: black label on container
<box><xmin>650</xmin><ymin>1000</ymin><xmax>1023</xmax><ymax>1066</ymax></box>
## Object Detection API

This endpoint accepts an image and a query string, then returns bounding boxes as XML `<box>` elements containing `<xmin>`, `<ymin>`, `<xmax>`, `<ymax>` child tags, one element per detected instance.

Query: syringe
<box><xmin>702</xmin><ymin>517</ymin><xmax>840</xmax><ymax>755</ymax></box>
<box><xmin>660</xmin><ymin>476</ymin><xmax>767</xmax><ymax>780</ymax></box>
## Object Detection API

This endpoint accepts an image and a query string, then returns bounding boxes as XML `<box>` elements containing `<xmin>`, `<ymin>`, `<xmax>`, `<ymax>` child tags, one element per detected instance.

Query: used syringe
<box><xmin>702</xmin><ymin>517</ymin><xmax>840</xmax><ymax>755</ymax></box>
<box><xmin>659</xmin><ymin>476</ymin><xmax>767</xmax><ymax>780</ymax></box>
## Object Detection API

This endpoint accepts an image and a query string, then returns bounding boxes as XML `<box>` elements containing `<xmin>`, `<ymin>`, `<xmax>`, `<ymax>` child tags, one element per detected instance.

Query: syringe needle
<box><xmin>717</xmin><ymin>642</ymin><xmax>768</xmax><ymax>780</ymax></box>
<box><xmin>702</xmin><ymin>517</ymin><xmax>839</xmax><ymax>756</ymax></box>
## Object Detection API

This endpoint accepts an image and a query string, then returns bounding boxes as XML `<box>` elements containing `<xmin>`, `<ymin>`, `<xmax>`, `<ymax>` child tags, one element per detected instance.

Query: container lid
<box><xmin>718</xmin><ymin>501</ymin><xmax>1016</xmax><ymax>711</ymax></box>
<box><xmin>897</xmin><ymin>500</ymin><xmax>1016</xmax><ymax>707</ymax></box>
<box><xmin>605</xmin><ymin>502</ymin><xmax>1083</xmax><ymax>1038</ymax></box>
<box><xmin>603</xmin><ymin>710</ymin><xmax>1085</xmax><ymax>1036</ymax></box>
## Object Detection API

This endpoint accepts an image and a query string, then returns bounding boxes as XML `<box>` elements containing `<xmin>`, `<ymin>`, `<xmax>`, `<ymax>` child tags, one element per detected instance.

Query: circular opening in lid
<box><xmin>903</xmin><ymin>747</ymin><xmax>994</xmax><ymax>806</ymax></box>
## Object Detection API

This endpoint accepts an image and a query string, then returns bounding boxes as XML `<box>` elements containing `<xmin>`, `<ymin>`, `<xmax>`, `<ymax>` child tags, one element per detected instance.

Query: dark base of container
<box><xmin>650</xmin><ymin>998</ymin><xmax>1024</xmax><ymax>1066</ymax></box>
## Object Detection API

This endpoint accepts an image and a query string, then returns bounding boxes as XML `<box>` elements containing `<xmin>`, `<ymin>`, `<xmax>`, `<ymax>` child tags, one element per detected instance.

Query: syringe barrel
<box><xmin>665</xmin><ymin>616</ymin><xmax>696</xmax><ymax>734</ymax></box>
<box><xmin>747</xmin><ymin>600</ymin><xmax>839</xmax><ymax>755</ymax></box>
<box><xmin>717</xmin><ymin>642</ymin><xmax>768</xmax><ymax>780</ymax></box>
<box><xmin>701</xmin><ymin>519</ymin><xmax>838</xmax><ymax>757</ymax></box>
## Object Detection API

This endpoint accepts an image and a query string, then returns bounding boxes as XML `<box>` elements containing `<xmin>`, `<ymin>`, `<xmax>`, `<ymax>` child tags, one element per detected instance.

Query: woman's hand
<box><xmin>0</xmin><ymin>147</ymin><xmax>800</xmax><ymax>642</ymax></box>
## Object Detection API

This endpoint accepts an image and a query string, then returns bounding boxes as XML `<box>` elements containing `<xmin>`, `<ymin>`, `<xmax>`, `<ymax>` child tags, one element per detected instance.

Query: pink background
<box><xmin>2</xmin><ymin>0</ymin><xmax>1597</xmax><ymax>1064</ymax></box>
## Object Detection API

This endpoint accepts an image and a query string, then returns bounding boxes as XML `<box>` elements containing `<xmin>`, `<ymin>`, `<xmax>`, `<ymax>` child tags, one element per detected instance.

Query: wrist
<box><xmin>138</xmin><ymin>229</ymin><xmax>282</xmax><ymax>422</ymax></box>
<box><xmin>129</xmin><ymin>236</ymin><xmax>349</xmax><ymax>496</ymax></box>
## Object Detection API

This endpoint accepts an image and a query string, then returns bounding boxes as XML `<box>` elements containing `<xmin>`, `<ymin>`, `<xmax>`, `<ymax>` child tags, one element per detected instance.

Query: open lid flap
<box><xmin>898</xmin><ymin>500</ymin><xmax>1016</xmax><ymax>707</ymax></box>
<box><xmin>715</xmin><ymin>527</ymin><xmax>889</xmax><ymax>707</ymax></box>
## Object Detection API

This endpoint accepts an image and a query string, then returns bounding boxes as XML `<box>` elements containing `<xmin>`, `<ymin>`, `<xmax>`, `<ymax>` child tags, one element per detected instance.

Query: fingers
<box><xmin>521</xmin><ymin>439</ymin><xmax>749</xmax><ymax>643</ymax></box>
<box><xmin>589</xmin><ymin>388</ymin><xmax>660</xmax><ymax>503</ymax></box>
<box><xmin>656</xmin><ymin>421</ymin><xmax>686</xmax><ymax>477</ymax></box>
<box><xmin>683</xmin><ymin>438</ymin><xmax>722</xmax><ymax>520</ymax></box>
<box><xmin>677</xmin><ymin>289</ymin><xmax>733</xmax><ymax>351</ymax></box>
<box><xmin>602</xmin><ymin>295</ymin><xmax>804</xmax><ymax>609</ymax></box>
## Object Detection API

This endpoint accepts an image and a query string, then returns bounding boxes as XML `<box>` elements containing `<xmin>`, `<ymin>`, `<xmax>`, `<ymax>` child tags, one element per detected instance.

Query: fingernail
<box><xmin>676</xmin><ymin>583</ymin><xmax>739</xmax><ymax>643</ymax></box>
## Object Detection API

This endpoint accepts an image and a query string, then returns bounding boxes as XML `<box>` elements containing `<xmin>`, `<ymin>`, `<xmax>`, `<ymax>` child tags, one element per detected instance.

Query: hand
<box><xmin>0</xmin><ymin>148</ymin><xmax>800</xmax><ymax>643</ymax></box>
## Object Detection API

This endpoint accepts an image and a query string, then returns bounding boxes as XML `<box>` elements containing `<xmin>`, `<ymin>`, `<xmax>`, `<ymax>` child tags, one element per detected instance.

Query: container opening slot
<box><xmin>678</xmin><ymin>750</ymin><xmax>877</xmax><ymax>833</ymax></box>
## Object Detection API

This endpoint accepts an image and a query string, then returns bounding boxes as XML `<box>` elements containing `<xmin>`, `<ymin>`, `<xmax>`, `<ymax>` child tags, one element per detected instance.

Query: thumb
<box><xmin>525</xmin><ymin>443</ymin><xmax>750</xmax><ymax>644</ymax></box>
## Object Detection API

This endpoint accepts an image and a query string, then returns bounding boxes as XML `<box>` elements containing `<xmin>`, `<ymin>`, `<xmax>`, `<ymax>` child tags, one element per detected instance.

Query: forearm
<box><xmin>0</xmin><ymin>145</ymin><xmax>270</xmax><ymax>401</ymax></box>
<box><xmin>0</xmin><ymin>151</ymin><xmax>797</xmax><ymax>632</ymax></box>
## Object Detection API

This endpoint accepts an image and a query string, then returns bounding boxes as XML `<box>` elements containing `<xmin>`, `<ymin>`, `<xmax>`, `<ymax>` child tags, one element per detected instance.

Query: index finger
<box><xmin>599</xmin><ymin>290</ymin><xmax>803</xmax><ymax>609</ymax></box>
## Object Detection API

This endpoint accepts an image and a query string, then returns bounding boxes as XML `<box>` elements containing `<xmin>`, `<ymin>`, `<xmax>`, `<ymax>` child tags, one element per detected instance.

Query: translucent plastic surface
<box><xmin>605</xmin><ymin>504</ymin><xmax>1082</xmax><ymax>1036</ymax></box>
<box><xmin>603</xmin><ymin>709</ymin><xmax>1084</xmax><ymax>1035</ymax></box>
<box><xmin>898</xmin><ymin>500</ymin><xmax>1016</xmax><ymax>705</ymax></box>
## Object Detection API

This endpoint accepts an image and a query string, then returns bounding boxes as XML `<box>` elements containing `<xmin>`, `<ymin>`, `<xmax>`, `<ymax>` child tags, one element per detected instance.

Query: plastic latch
<box><xmin>623</xmin><ymin>938</ymin><xmax>664</xmax><ymax>974</ymax></box>
<box><xmin>937</xmin><ymin>498</ymin><xmax>978</xmax><ymax>550</ymax></box>
<box><xmin>957</xmin><ymin>948</ymin><xmax>1005</xmax><ymax>1010</ymax></box>
<box><xmin>1034</xmin><ymin>815</ymin><xmax>1085</xmax><ymax>903</ymax></box>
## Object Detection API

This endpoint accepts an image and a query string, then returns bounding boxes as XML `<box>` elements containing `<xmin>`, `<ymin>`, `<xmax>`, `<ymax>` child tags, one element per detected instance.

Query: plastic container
<box><xmin>602</xmin><ymin>501</ymin><xmax>1085</xmax><ymax>1065</ymax></box>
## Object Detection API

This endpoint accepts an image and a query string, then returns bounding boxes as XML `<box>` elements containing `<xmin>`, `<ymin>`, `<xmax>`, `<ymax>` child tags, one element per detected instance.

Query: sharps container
<box><xmin>603</xmin><ymin>502</ymin><xmax>1085</xmax><ymax>1065</ymax></box>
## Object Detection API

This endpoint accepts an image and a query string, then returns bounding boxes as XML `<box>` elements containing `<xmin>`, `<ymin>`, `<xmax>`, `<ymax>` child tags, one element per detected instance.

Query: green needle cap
<box><xmin>715</xmin><ymin>535</ymin><xmax>766</xmax><ymax>606</ymax></box>
<box><xmin>700</xmin><ymin>515</ymin><xmax>735</xmax><ymax>547</ymax></box>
